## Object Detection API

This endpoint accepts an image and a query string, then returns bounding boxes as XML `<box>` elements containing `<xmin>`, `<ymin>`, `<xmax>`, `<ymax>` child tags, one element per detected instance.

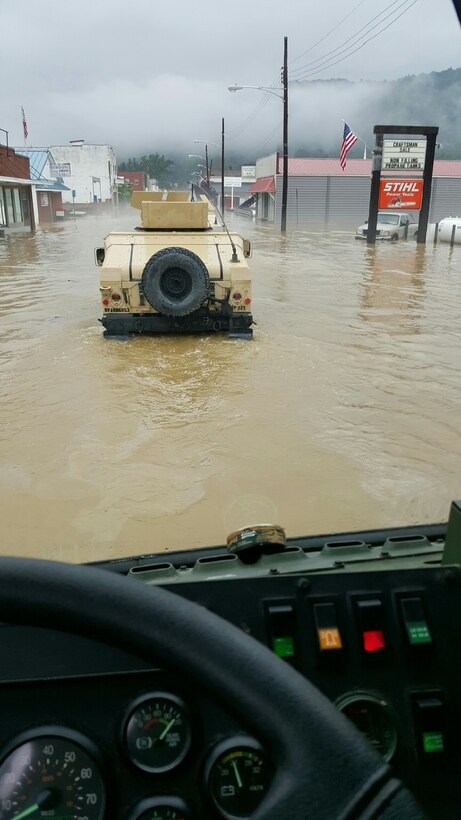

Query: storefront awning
<box><xmin>0</xmin><ymin>177</ymin><xmax>40</xmax><ymax>186</ymax></box>
<box><xmin>246</xmin><ymin>176</ymin><xmax>275</xmax><ymax>194</ymax></box>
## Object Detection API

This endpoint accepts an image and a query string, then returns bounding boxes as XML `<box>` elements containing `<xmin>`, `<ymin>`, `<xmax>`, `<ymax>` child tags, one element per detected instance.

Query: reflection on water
<box><xmin>0</xmin><ymin>212</ymin><xmax>460</xmax><ymax>562</ymax></box>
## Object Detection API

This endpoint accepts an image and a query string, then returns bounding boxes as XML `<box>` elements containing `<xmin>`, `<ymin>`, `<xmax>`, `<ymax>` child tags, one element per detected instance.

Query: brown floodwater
<box><xmin>0</xmin><ymin>210</ymin><xmax>460</xmax><ymax>562</ymax></box>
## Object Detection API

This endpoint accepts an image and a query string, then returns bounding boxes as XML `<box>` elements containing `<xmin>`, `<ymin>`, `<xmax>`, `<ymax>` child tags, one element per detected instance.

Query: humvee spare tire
<box><xmin>141</xmin><ymin>247</ymin><xmax>210</xmax><ymax>317</ymax></box>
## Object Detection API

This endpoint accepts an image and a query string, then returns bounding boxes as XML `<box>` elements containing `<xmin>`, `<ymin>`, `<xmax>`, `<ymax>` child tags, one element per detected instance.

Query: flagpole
<box><xmin>341</xmin><ymin>118</ymin><xmax>370</xmax><ymax>159</ymax></box>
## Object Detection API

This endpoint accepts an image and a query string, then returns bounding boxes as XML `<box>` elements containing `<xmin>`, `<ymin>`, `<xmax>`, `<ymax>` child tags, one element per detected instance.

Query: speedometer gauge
<box><xmin>0</xmin><ymin>727</ymin><xmax>105</xmax><ymax>820</ymax></box>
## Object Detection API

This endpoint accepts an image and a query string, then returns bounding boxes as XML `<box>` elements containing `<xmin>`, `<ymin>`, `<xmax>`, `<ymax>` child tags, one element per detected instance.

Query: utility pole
<box><xmin>221</xmin><ymin>117</ymin><xmax>225</xmax><ymax>215</ymax></box>
<box><xmin>205</xmin><ymin>144</ymin><xmax>210</xmax><ymax>186</ymax></box>
<box><xmin>281</xmin><ymin>35</ymin><xmax>288</xmax><ymax>233</ymax></box>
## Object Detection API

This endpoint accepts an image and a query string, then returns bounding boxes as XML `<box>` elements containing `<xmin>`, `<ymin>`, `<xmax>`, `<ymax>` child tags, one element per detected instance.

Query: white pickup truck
<box><xmin>355</xmin><ymin>211</ymin><xmax>418</xmax><ymax>241</ymax></box>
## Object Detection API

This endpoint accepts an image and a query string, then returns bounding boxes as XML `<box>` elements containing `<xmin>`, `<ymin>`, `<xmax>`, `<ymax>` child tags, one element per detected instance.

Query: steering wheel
<box><xmin>0</xmin><ymin>557</ymin><xmax>424</xmax><ymax>819</ymax></box>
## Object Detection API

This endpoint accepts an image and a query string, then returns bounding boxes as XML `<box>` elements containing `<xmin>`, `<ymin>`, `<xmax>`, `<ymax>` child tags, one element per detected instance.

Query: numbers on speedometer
<box><xmin>0</xmin><ymin>727</ymin><xmax>105</xmax><ymax>820</ymax></box>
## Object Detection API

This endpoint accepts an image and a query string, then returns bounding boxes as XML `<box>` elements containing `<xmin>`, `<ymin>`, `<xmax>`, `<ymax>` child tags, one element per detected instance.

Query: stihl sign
<box><xmin>378</xmin><ymin>179</ymin><xmax>423</xmax><ymax>210</ymax></box>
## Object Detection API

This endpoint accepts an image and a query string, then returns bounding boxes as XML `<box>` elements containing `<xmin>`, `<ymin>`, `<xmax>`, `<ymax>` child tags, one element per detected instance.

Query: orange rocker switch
<box><xmin>313</xmin><ymin>603</ymin><xmax>343</xmax><ymax>652</ymax></box>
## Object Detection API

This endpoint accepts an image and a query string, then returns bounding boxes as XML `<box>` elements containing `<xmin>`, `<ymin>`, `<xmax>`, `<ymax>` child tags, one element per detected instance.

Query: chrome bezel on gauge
<box><xmin>204</xmin><ymin>735</ymin><xmax>272</xmax><ymax>820</ymax></box>
<box><xmin>335</xmin><ymin>691</ymin><xmax>398</xmax><ymax>762</ymax></box>
<box><xmin>0</xmin><ymin>725</ymin><xmax>107</xmax><ymax>820</ymax></box>
<box><xmin>125</xmin><ymin>795</ymin><xmax>190</xmax><ymax>819</ymax></box>
<box><xmin>122</xmin><ymin>691</ymin><xmax>192</xmax><ymax>774</ymax></box>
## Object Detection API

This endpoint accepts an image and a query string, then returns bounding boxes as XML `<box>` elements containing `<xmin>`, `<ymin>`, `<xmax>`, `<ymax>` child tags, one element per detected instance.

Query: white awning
<box><xmin>0</xmin><ymin>177</ymin><xmax>40</xmax><ymax>186</ymax></box>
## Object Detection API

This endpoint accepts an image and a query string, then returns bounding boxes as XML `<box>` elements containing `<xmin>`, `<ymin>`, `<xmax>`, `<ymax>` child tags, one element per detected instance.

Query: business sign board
<box><xmin>224</xmin><ymin>176</ymin><xmax>242</xmax><ymax>187</ymax></box>
<box><xmin>50</xmin><ymin>162</ymin><xmax>71</xmax><ymax>177</ymax></box>
<box><xmin>378</xmin><ymin>179</ymin><xmax>423</xmax><ymax>210</ymax></box>
<box><xmin>241</xmin><ymin>165</ymin><xmax>256</xmax><ymax>180</ymax></box>
<box><xmin>382</xmin><ymin>140</ymin><xmax>426</xmax><ymax>171</ymax></box>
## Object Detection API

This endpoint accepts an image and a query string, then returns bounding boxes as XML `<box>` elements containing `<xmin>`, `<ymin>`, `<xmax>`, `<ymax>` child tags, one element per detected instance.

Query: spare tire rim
<box><xmin>160</xmin><ymin>267</ymin><xmax>193</xmax><ymax>301</ymax></box>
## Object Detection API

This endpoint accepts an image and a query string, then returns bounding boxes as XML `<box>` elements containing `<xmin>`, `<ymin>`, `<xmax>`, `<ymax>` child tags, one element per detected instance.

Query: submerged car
<box><xmin>355</xmin><ymin>210</ymin><xmax>417</xmax><ymax>240</ymax></box>
<box><xmin>95</xmin><ymin>191</ymin><xmax>253</xmax><ymax>340</ymax></box>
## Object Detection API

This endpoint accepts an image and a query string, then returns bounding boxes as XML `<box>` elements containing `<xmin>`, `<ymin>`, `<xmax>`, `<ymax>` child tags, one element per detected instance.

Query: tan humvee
<box><xmin>95</xmin><ymin>192</ymin><xmax>253</xmax><ymax>339</ymax></box>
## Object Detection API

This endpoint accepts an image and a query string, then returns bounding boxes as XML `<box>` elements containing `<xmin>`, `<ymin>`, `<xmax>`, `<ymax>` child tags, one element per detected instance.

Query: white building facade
<box><xmin>48</xmin><ymin>142</ymin><xmax>117</xmax><ymax>205</ymax></box>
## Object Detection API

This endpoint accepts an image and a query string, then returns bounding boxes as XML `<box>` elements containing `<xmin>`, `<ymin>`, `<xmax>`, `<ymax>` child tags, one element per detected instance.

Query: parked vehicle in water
<box><xmin>95</xmin><ymin>191</ymin><xmax>253</xmax><ymax>340</ymax></box>
<box><xmin>355</xmin><ymin>210</ymin><xmax>418</xmax><ymax>240</ymax></box>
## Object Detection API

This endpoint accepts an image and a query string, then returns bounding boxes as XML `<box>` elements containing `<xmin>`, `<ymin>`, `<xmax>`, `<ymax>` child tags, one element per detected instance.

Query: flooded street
<box><xmin>0</xmin><ymin>211</ymin><xmax>460</xmax><ymax>562</ymax></box>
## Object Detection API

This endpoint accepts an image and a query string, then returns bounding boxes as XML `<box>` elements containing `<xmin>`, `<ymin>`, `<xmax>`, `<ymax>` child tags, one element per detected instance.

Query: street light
<box><xmin>228</xmin><ymin>36</ymin><xmax>288</xmax><ymax>233</ymax></box>
<box><xmin>188</xmin><ymin>154</ymin><xmax>210</xmax><ymax>186</ymax></box>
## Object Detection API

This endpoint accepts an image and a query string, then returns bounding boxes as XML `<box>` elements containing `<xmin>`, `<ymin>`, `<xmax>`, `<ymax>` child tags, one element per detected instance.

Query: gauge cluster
<box><xmin>0</xmin><ymin>673</ymin><xmax>274</xmax><ymax>820</ymax></box>
<box><xmin>0</xmin><ymin>559</ymin><xmax>460</xmax><ymax>818</ymax></box>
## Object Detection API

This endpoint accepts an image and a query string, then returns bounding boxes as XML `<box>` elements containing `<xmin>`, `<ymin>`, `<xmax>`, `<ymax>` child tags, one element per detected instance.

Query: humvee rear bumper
<box><xmin>100</xmin><ymin>309</ymin><xmax>253</xmax><ymax>340</ymax></box>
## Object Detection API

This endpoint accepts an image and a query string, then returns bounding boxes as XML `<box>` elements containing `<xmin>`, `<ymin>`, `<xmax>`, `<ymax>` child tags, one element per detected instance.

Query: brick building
<box><xmin>0</xmin><ymin>143</ymin><xmax>36</xmax><ymax>232</ymax></box>
<box><xmin>118</xmin><ymin>170</ymin><xmax>149</xmax><ymax>191</ymax></box>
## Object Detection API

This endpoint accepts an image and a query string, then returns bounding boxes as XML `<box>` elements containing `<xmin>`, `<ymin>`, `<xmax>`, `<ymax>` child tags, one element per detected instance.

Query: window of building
<box><xmin>40</xmin><ymin>193</ymin><xmax>49</xmax><ymax>207</ymax></box>
<box><xmin>3</xmin><ymin>188</ymin><xmax>25</xmax><ymax>225</ymax></box>
<box><xmin>12</xmin><ymin>188</ymin><xmax>23</xmax><ymax>223</ymax></box>
<box><xmin>4</xmin><ymin>188</ymin><xmax>14</xmax><ymax>223</ymax></box>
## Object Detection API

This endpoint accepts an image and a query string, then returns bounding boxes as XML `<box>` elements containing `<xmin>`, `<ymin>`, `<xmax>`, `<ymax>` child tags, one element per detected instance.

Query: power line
<box><xmin>290</xmin><ymin>0</ymin><xmax>413</xmax><ymax>78</ymax></box>
<box><xmin>289</xmin><ymin>0</ymin><xmax>369</xmax><ymax>66</ymax></box>
<box><xmin>227</xmin><ymin>76</ymin><xmax>280</xmax><ymax>140</ymax></box>
<box><xmin>292</xmin><ymin>0</ymin><xmax>418</xmax><ymax>82</ymax></box>
<box><xmin>252</xmin><ymin>123</ymin><xmax>281</xmax><ymax>156</ymax></box>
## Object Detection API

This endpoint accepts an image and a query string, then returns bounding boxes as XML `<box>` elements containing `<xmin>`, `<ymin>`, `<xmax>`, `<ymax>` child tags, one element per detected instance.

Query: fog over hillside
<box><xmin>121</xmin><ymin>68</ymin><xmax>461</xmax><ymax>186</ymax></box>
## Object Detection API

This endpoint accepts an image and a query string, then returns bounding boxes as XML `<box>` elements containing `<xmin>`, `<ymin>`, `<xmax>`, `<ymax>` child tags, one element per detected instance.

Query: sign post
<box><xmin>366</xmin><ymin>125</ymin><xmax>438</xmax><ymax>245</ymax></box>
<box><xmin>224</xmin><ymin>176</ymin><xmax>241</xmax><ymax>210</ymax></box>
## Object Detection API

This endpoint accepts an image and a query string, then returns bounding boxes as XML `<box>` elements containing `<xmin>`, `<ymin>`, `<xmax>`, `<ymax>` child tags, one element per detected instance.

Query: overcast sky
<box><xmin>1</xmin><ymin>0</ymin><xmax>459</xmax><ymax>159</ymax></box>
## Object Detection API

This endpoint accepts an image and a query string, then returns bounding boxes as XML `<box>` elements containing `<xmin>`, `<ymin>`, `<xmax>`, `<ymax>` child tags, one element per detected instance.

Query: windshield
<box><xmin>377</xmin><ymin>213</ymin><xmax>400</xmax><ymax>224</ymax></box>
<box><xmin>0</xmin><ymin>1</ymin><xmax>460</xmax><ymax>563</ymax></box>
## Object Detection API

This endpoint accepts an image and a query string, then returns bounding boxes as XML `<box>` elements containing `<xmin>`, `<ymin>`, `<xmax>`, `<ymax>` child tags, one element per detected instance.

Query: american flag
<box><xmin>21</xmin><ymin>107</ymin><xmax>28</xmax><ymax>140</ymax></box>
<box><xmin>340</xmin><ymin>123</ymin><xmax>357</xmax><ymax>171</ymax></box>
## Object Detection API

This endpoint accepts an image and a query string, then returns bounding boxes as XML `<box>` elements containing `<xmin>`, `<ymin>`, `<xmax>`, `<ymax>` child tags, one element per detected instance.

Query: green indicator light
<box><xmin>423</xmin><ymin>732</ymin><xmax>444</xmax><ymax>753</ymax></box>
<box><xmin>408</xmin><ymin>622</ymin><xmax>432</xmax><ymax>644</ymax></box>
<box><xmin>272</xmin><ymin>636</ymin><xmax>295</xmax><ymax>658</ymax></box>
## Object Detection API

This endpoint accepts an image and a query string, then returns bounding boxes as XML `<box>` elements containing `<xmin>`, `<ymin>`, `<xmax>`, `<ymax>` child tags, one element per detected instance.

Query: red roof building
<box><xmin>249</xmin><ymin>153</ymin><xmax>461</xmax><ymax>226</ymax></box>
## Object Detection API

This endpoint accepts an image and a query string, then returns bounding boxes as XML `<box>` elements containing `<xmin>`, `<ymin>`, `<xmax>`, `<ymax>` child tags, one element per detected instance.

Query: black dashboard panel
<box><xmin>0</xmin><ymin>561</ymin><xmax>460</xmax><ymax>818</ymax></box>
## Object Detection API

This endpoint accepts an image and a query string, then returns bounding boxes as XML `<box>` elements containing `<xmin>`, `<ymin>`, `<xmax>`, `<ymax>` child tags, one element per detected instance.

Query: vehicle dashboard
<box><xmin>1</xmin><ymin>510</ymin><xmax>461</xmax><ymax>820</ymax></box>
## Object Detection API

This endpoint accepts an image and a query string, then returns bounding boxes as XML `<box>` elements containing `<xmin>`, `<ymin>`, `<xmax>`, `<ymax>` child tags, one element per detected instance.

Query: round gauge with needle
<box><xmin>205</xmin><ymin>737</ymin><xmax>272</xmax><ymax>819</ymax></box>
<box><xmin>0</xmin><ymin>728</ymin><xmax>105</xmax><ymax>820</ymax></box>
<box><xmin>123</xmin><ymin>693</ymin><xmax>192</xmax><ymax>773</ymax></box>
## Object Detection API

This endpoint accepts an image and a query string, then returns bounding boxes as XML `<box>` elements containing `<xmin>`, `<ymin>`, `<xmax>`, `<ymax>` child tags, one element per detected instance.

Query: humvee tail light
<box><xmin>232</xmin><ymin>292</ymin><xmax>242</xmax><ymax>301</ymax></box>
<box><xmin>245</xmin><ymin>298</ymin><xmax>251</xmax><ymax>305</ymax></box>
<box><xmin>102</xmin><ymin>299</ymin><xmax>109</xmax><ymax>306</ymax></box>
<box><xmin>111</xmin><ymin>293</ymin><xmax>122</xmax><ymax>302</ymax></box>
